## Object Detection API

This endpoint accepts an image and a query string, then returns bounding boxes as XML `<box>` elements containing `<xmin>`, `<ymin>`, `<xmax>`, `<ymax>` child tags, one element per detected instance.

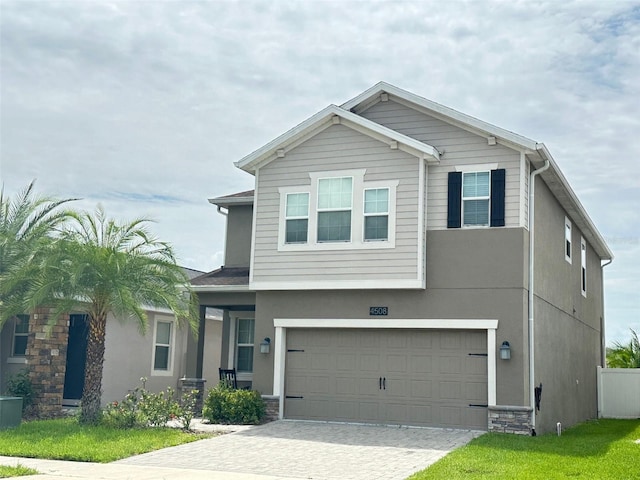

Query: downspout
<box><xmin>529</xmin><ymin>147</ymin><xmax>550</xmax><ymax>436</ymax></box>
<box><xmin>601</xmin><ymin>259</ymin><xmax>613</xmax><ymax>367</ymax></box>
<box><xmin>217</xmin><ymin>205</ymin><xmax>228</xmax><ymax>216</ymax></box>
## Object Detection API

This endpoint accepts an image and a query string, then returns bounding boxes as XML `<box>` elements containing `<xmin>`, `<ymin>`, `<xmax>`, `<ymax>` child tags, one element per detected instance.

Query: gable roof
<box><xmin>341</xmin><ymin>82</ymin><xmax>612</xmax><ymax>261</ymax></box>
<box><xmin>209</xmin><ymin>190</ymin><xmax>254</xmax><ymax>207</ymax></box>
<box><xmin>234</xmin><ymin>104</ymin><xmax>441</xmax><ymax>174</ymax></box>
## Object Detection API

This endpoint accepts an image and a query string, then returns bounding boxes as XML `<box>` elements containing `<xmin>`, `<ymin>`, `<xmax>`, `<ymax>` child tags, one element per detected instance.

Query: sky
<box><xmin>1</xmin><ymin>0</ymin><xmax>638</xmax><ymax>345</ymax></box>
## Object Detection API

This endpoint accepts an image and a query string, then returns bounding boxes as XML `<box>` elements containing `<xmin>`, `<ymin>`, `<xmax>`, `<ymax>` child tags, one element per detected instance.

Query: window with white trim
<box><xmin>364</xmin><ymin>188</ymin><xmax>389</xmax><ymax>241</ymax></box>
<box><xmin>285</xmin><ymin>192</ymin><xmax>309</xmax><ymax>244</ymax></box>
<box><xmin>317</xmin><ymin>177</ymin><xmax>352</xmax><ymax>242</ymax></box>
<box><xmin>462</xmin><ymin>171</ymin><xmax>490</xmax><ymax>226</ymax></box>
<box><xmin>277</xmin><ymin>169</ymin><xmax>398</xmax><ymax>251</ymax></box>
<box><xmin>236</xmin><ymin>318</ymin><xmax>255</xmax><ymax>373</ymax></box>
<box><xmin>152</xmin><ymin>319</ymin><xmax>173</xmax><ymax>373</ymax></box>
<box><xmin>12</xmin><ymin>314</ymin><xmax>29</xmax><ymax>356</ymax></box>
<box><xmin>581</xmin><ymin>237</ymin><xmax>587</xmax><ymax>296</ymax></box>
<box><xmin>565</xmin><ymin>217</ymin><xmax>572</xmax><ymax>263</ymax></box>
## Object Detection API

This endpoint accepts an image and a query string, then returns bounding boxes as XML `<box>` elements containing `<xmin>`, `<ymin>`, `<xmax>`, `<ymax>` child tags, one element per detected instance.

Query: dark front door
<box><xmin>63</xmin><ymin>314</ymin><xmax>89</xmax><ymax>402</ymax></box>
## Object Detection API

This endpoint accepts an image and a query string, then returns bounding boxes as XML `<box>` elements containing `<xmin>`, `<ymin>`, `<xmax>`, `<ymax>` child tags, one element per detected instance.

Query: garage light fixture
<box><xmin>500</xmin><ymin>341</ymin><xmax>511</xmax><ymax>360</ymax></box>
<box><xmin>260</xmin><ymin>337</ymin><xmax>271</xmax><ymax>354</ymax></box>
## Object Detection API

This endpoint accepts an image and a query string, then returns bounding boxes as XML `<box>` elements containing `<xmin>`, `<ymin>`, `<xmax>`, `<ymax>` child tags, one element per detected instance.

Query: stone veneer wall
<box><xmin>26</xmin><ymin>308</ymin><xmax>70</xmax><ymax>417</ymax></box>
<box><xmin>488</xmin><ymin>405</ymin><xmax>533</xmax><ymax>435</ymax></box>
<box><xmin>262</xmin><ymin>395</ymin><xmax>279</xmax><ymax>422</ymax></box>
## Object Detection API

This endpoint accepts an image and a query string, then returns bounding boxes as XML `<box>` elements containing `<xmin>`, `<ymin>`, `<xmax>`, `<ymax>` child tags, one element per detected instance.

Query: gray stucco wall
<box><xmin>251</xmin><ymin>228</ymin><xmax>529</xmax><ymax>407</ymax></box>
<box><xmin>532</xmin><ymin>177</ymin><xmax>604</xmax><ymax>433</ymax></box>
<box><xmin>224</xmin><ymin>204</ymin><xmax>253</xmax><ymax>267</ymax></box>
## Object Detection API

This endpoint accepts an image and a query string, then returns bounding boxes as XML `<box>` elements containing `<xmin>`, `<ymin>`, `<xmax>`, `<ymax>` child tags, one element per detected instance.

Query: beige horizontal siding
<box><xmin>361</xmin><ymin>100</ymin><xmax>523</xmax><ymax>230</ymax></box>
<box><xmin>252</xmin><ymin>124</ymin><xmax>421</xmax><ymax>286</ymax></box>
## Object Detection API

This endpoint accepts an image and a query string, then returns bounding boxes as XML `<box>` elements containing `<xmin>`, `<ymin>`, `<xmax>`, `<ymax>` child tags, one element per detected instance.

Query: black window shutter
<box><xmin>447</xmin><ymin>172</ymin><xmax>462</xmax><ymax>228</ymax></box>
<box><xmin>490</xmin><ymin>169</ymin><xmax>506</xmax><ymax>227</ymax></box>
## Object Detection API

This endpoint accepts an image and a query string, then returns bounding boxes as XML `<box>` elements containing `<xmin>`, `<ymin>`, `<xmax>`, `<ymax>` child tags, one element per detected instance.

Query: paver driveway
<box><xmin>117</xmin><ymin>420</ymin><xmax>482</xmax><ymax>480</ymax></box>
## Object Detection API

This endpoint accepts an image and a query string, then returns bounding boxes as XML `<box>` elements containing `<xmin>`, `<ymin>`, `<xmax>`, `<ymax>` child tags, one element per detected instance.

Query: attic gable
<box><xmin>234</xmin><ymin>105</ymin><xmax>440</xmax><ymax>174</ymax></box>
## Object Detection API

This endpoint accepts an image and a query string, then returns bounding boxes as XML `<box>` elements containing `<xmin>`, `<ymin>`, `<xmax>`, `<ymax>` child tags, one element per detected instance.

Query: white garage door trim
<box><xmin>272</xmin><ymin>318</ymin><xmax>499</xmax><ymax>421</ymax></box>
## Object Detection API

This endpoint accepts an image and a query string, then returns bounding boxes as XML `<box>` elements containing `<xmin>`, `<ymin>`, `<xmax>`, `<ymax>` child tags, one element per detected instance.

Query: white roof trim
<box><xmin>234</xmin><ymin>104</ymin><xmax>440</xmax><ymax>173</ymax></box>
<box><xmin>341</xmin><ymin>81</ymin><xmax>538</xmax><ymax>150</ymax></box>
<box><xmin>191</xmin><ymin>285</ymin><xmax>251</xmax><ymax>293</ymax></box>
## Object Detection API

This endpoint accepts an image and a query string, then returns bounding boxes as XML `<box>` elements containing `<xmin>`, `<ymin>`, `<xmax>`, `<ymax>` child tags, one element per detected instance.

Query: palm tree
<box><xmin>607</xmin><ymin>329</ymin><xmax>640</xmax><ymax>368</ymax></box>
<box><xmin>0</xmin><ymin>180</ymin><xmax>76</xmax><ymax>325</ymax></box>
<box><xmin>25</xmin><ymin>206</ymin><xmax>199</xmax><ymax>423</ymax></box>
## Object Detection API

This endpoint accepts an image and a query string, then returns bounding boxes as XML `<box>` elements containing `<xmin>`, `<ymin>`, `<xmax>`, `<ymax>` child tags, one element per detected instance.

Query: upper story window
<box><xmin>581</xmin><ymin>237</ymin><xmax>587</xmax><ymax>297</ymax></box>
<box><xmin>565</xmin><ymin>217</ymin><xmax>572</xmax><ymax>263</ymax></box>
<box><xmin>317</xmin><ymin>177</ymin><xmax>352</xmax><ymax>242</ymax></box>
<box><xmin>447</xmin><ymin>166</ymin><xmax>505</xmax><ymax>229</ymax></box>
<box><xmin>285</xmin><ymin>193</ymin><xmax>309</xmax><ymax>244</ymax></box>
<box><xmin>364</xmin><ymin>188</ymin><xmax>389</xmax><ymax>241</ymax></box>
<box><xmin>462</xmin><ymin>172</ymin><xmax>490</xmax><ymax>226</ymax></box>
<box><xmin>12</xmin><ymin>314</ymin><xmax>29</xmax><ymax>356</ymax></box>
<box><xmin>152</xmin><ymin>317</ymin><xmax>174</xmax><ymax>375</ymax></box>
<box><xmin>278</xmin><ymin>169</ymin><xmax>397</xmax><ymax>251</ymax></box>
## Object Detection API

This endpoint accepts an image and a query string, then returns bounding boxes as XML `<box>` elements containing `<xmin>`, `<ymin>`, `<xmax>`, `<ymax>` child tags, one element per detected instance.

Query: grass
<box><xmin>0</xmin><ymin>465</ymin><xmax>38</xmax><ymax>478</ymax></box>
<box><xmin>409</xmin><ymin>419</ymin><xmax>640</xmax><ymax>480</ymax></box>
<box><xmin>0</xmin><ymin>417</ymin><xmax>210</xmax><ymax>463</ymax></box>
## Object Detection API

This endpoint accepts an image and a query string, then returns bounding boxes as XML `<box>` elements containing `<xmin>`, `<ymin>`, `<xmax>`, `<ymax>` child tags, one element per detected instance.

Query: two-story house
<box><xmin>190</xmin><ymin>82</ymin><xmax>612</xmax><ymax>435</ymax></box>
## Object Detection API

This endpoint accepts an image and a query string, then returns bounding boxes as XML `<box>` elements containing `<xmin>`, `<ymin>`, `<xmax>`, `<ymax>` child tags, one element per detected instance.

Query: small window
<box><xmin>153</xmin><ymin>320</ymin><xmax>172</xmax><ymax>371</ymax></box>
<box><xmin>462</xmin><ymin>172</ymin><xmax>490</xmax><ymax>226</ymax></box>
<box><xmin>285</xmin><ymin>193</ymin><xmax>309</xmax><ymax>244</ymax></box>
<box><xmin>364</xmin><ymin>188</ymin><xmax>389</xmax><ymax>241</ymax></box>
<box><xmin>317</xmin><ymin>177</ymin><xmax>352</xmax><ymax>242</ymax></box>
<box><xmin>12</xmin><ymin>314</ymin><xmax>29</xmax><ymax>356</ymax></box>
<box><xmin>236</xmin><ymin>318</ymin><xmax>255</xmax><ymax>373</ymax></box>
<box><xmin>565</xmin><ymin>217</ymin><xmax>572</xmax><ymax>263</ymax></box>
<box><xmin>581</xmin><ymin>237</ymin><xmax>587</xmax><ymax>296</ymax></box>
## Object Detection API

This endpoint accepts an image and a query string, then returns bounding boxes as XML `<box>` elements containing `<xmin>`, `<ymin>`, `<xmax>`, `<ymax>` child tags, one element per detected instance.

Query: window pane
<box><xmin>15</xmin><ymin>315</ymin><xmax>29</xmax><ymax>334</ymax></box>
<box><xmin>237</xmin><ymin>346</ymin><xmax>254</xmax><ymax>372</ymax></box>
<box><xmin>286</xmin><ymin>193</ymin><xmax>309</xmax><ymax>217</ymax></box>
<box><xmin>156</xmin><ymin>322</ymin><xmax>171</xmax><ymax>345</ymax></box>
<box><xmin>286</xmin><ymin>219</ymin><xmax>308</xmax><ymax>243</ymax></box>
<box><xmin>318</xmin><ymin>211</ymin><xmax>351</xmax><ymax>242</ymax></box>
<box><xmin>365</xmin><ymin>188</ymin><xmax>389</xmax><ymax>214</ymax></box>
<box><xmin>463</xmin><ymin>172</ymin><xmax>490</xmax><ymax>197</ymax></box>
<box><xmin>237</xmin><ymin>318</ymin><xmax>254</xmax><ymax>344</ymax></box>
<box><xmin>318</xmin><ymin>177</ymin><xmax>352</xmax><ymax>209</ymax></box>
<box><xmin>365</xmin><ymin>215</ymin><xmax>388</xmax><ymax>241</ymax></box>
<box><xmin>463</xmin><ymin>199</ymin><xmax>489</xmax><ymax>225</ymax></box>
<box><xmin>154</xmin><ymin>346</ymin><xmax>169</xmax><ymax>370</ymax></box>
<box><xmin>13</xmin><ymin>336</ymin><xmax>27</xmax><ymax>356</ymax></box>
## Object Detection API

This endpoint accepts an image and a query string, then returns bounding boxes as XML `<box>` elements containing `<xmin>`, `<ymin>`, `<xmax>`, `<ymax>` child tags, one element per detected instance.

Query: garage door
<box><xmin>284</xmin><ymin>329</ymin><xmax>488</xmax><ymax>429</ymax></box>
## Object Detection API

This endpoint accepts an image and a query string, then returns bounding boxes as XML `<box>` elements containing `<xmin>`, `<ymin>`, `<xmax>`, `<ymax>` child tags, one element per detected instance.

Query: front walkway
<box><xmin>1</xmin><ymin>420</ymin><xmax>483</xmax><ymax>480</ymax></box>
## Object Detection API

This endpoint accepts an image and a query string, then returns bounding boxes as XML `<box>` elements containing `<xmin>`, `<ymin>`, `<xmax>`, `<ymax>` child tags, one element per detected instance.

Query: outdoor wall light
<box><xmin>500</xmin><ymin>341</ymin><xmax>511</xmax><ymax>360</ymax></box>
<box><xmin>260</xmin><ymin>337</ymin><xmax>271</xmax><ymax>354</ymax></box>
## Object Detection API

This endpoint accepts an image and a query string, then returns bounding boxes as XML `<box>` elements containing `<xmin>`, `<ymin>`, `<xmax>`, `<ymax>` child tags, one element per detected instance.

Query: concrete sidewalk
<box><xmin>0</xmin><ymin>456</ymin><xmax>303</xmax><ymax>480</ymax></box>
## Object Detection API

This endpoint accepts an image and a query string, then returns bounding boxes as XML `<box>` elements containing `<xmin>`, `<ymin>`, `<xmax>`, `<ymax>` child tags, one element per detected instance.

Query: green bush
<box><xmin>5</xmin><ymin>369</ymin><xmax>35</xmax><ymax>414</ymax></box>
<box><xmin>202</xmin><ymin>383</ymin><xmax>265</xmax><ymax>424</ymax></box>
<box><xmin>102</xmin><ymin>378</ymin><xmax>198</xmax><ymax>430</ymax></box>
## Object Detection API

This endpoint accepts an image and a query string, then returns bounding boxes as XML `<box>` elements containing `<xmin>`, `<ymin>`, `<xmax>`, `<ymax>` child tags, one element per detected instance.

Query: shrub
<box><xmin>5</xmin><ymin>369</ymin><xmax>35</xmax><ymax>414</ymax></box>
<box><xmin>102</xmin><ymin>379</ymin><xmax>199</xmax><ymax>430</ymax></box>
<box><xmin>202</xmin><ymin>383</ymin><xmax>265</xmax><ymax>424</ymax></box>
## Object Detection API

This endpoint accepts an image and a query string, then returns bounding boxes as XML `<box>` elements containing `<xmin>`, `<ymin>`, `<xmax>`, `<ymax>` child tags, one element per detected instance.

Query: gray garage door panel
<box><xmin>284</xmin><ymin>328</ymin><xmax>488</xmax><ymax>429</ymax></box>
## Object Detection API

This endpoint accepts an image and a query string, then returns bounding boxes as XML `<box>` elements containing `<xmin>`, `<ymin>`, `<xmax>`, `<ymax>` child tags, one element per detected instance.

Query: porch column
<box><xmin>195</xmin><ymin>305</ymin><xmax>206</xmax><ymax>379</ymax></box>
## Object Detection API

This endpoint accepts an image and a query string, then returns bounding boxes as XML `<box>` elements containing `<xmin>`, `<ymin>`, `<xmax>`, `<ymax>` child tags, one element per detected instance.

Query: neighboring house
<box><xmin>189</xmin><ymin>82</ymin><xmax>612</xmax><ymax>435</ymax></box>
<box><xmin>0</xmin><ymin>267</ymin><xmax>221</xmax><ymax>414</ymax></box>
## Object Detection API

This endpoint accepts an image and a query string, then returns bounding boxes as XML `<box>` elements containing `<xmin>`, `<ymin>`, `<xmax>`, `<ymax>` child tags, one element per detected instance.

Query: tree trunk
<box><xmin>79</xmin><ymin>313</ymin><xmax>106</xmax><ymax>424</ymax></box>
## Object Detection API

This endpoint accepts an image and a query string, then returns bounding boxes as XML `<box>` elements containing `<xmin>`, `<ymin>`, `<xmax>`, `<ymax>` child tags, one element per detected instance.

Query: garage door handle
<box><xmin>379</xmin><ymin>377</ymin><xmax>382</xmax><ymax>390</ymax></box>
<box><xmin>286</xmin><ymin>396</ymin><xmax>304</xmax><ymax>399</ymax></box>
<box><xmin>383</xmin><ymin>377</ymin><xmax>386</xmax><ymax>390</ymax></box>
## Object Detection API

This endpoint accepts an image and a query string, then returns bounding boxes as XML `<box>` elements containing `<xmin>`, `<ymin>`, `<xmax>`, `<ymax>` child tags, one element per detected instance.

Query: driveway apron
<box><xmin>116</xmin><ymin>420</ymin><xmax>482</xmax><ymax>480</ymax></box>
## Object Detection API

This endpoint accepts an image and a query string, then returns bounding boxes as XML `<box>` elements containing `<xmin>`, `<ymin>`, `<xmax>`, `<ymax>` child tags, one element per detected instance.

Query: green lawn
<box><xmin>0</xmin><ymin>417</ymin><xmax>210</xmax><ymax>463</ymax></box>
<box><xmin>0</xmin><ymin>465</ymin><xmax>38</xmax><ymax>478</ymax></box>
<box><xmin>409</xmin><ymin>419</ymin><xmax>640</xmax><ymax>480</ymax></box>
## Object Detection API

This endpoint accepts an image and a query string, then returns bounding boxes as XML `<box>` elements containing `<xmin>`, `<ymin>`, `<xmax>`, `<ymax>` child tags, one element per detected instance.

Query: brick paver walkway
<box><xmin>117</xmin><ymin>420</ymin><xmax>482</xmax><ymax>480</ymax></box>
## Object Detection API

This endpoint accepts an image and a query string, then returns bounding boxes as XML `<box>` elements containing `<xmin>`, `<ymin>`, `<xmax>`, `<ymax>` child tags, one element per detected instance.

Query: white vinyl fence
<box><xmin>597</xmin><ymin>366</ymin><xmax>640</xmax><ymax>419</ymax></box>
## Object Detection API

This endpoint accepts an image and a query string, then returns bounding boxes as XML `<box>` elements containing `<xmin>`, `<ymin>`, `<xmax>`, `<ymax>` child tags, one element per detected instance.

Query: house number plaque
<box><xmin>369</xmin><ymin>306</ymin><xmax>388</xmax><ymax>316</ymax></box>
